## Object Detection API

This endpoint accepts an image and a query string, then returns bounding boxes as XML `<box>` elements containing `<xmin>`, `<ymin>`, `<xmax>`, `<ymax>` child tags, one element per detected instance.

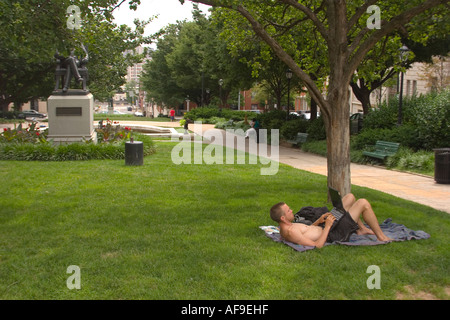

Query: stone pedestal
<box><xmin>47</xmin><ymin>91</ymin><xmax>97</xmax><ymax>144</ymax></box>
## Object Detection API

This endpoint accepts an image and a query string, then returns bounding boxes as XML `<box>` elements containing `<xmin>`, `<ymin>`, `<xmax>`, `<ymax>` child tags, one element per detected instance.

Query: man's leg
<box><xmin>342</xmin><ymin>193</ymin><xmax>356</xmax><ymax>210</ymax></box>
<box><xmin>348</xmin><ymin>199</ymin><xmax>392</xmax><ymax>241</ymax></box>
<box><xmin>342</xmin><ymin>193</ymin><xmax>369</xmax><ymax>232</ymax></box>
<box><xmin>63</xmin><ymin>69</ymin><xmax>71</xmax><ymax>92</ymax></box>
<box><xmin>68</xmin><ymin>58</ymin><xmax>83</xmax><ymax>81</ymax></box>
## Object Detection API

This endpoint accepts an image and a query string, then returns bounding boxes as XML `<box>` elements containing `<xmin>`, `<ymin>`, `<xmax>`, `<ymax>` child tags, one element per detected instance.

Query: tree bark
<box><xmin>320</xmin><ymin>0</ymin><xmax>353</xmax><ymax>195</ymax></box>
<box><xmin>324</xmin><ymin>83</ymin><xmax>351</xmax><ymax>196</ymax></box>
<box><xmin>310</xmin><ymin>97</ymin><xmax>318</xmax><ymax>121</ymax></box>
<box><xmin>350</xmin><ymin>80</ymin><xmax>372</xmax><ymax>115</ymax></box>
<box><xmin>0</xmin><ymin>98</ymin><xmax>13</xmax><ymax>113</ymax></box>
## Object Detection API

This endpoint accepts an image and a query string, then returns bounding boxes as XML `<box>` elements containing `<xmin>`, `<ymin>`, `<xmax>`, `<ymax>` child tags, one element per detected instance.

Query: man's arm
<box><xmin>288</xmin><ymin>216</ymin><xmax>335</xmax><ymax>248</ymax></box>
<box><xmin>311</xmin><ymin>219</ymin><xmax>333</xmax><ymax>248</ymax></box>
<box><xmin>311</xmin><ymin>213</ymin><xmax>331</xmax><ymax>226</ymax></box>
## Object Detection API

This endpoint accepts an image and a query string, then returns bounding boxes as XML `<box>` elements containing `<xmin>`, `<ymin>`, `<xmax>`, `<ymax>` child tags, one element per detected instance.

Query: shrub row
<box><xmin>191</xmin><ymin>107</ymin><xmax>327</xmax><ymax>141</ymax></box>
<box><xmin>0</xmin><ymin>142</ymin><xmax>126</xmax><ymax>161</ymax></box>
<box><xmin>0</xmin><ymin>132</ymin><xmax>155</xmax><ymax>161</ymax></box>
<box><xmin>183</xmin><ymin>106</ymin><xmax>259</xmax><ymax>122</ymax></box>
<box><xmin>256</xmin><ymin>109</ymin><xmax>326</xmax><ymax>141</ymax></box>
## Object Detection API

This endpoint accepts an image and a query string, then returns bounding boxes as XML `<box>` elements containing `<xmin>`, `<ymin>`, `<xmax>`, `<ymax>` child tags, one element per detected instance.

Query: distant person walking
<box><xmin>170</xmin><ymin>108</ymin><xmax>175</xmax><ymax>122</ymax></box>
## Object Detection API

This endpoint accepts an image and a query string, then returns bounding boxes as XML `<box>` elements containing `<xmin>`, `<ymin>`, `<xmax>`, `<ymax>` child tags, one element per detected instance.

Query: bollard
<box><xmin>125</xmin><ymin>140</ymin><xmax>143</xmax><ymax>166</ymax></box>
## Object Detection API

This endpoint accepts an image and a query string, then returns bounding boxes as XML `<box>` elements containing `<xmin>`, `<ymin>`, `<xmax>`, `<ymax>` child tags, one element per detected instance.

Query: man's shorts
<box><xmin>327</xmin><ymin>211</ymin><xmax>359</xmax><ymax>242</ymax></box>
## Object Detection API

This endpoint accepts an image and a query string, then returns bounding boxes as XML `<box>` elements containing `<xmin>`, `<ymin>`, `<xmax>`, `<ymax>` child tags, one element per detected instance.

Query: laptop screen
<box><xmin>329</xmin><ymin>187</ymin><xmax>344</xmax><ymax>210</ymax></box>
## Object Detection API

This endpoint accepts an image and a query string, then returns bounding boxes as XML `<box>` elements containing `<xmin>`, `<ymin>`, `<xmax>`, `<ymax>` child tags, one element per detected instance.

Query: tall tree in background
<box><xmin>141</xmin><ymin>23</ymin><xmax>186</xmax><ymax>107</ymax></box>
<box><xmin>141</xmin><ymin>7</ymin><xmax>253</xmax><ymax>108</ymax></box>
<box><xmin>186</xmin><ymin>0</ymin><xmax>448</xmax><ymax>195</ymax></box>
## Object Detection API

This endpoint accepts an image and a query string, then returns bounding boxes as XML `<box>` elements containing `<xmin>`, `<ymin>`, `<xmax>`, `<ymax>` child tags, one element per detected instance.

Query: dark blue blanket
<box><xmin>260</xmin><ymin>218</ymin><xmax>430</xmax><ymax>252</ymax></box>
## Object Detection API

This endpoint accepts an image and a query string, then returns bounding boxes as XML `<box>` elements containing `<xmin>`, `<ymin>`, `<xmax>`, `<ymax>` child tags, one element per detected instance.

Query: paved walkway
<box><xmin>2</xmin><ymin>119</ymin><xmax>449</xmax><ymax>213</ymax></box>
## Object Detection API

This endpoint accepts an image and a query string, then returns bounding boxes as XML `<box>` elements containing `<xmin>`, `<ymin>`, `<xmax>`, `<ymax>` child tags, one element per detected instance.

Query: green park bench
<box><xmin>363</xmin><ymin>140</ymin><xmax>400</xmax><ymax>160</ymax></box>
<box><xmin>287</xmin><ymin>132</ymin><xmax>309</xmax><ymax>145</ymax></box>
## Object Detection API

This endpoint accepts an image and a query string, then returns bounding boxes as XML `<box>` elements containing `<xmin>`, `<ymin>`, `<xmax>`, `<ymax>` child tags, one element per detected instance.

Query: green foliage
<box><xmin>0</xmin><ymin>141</ymin><xmax>124</xmax><ymax>161</ymax></box>
<box><xmin>183</xmin><ymin>106</ymin><xmax>255</xmax><ymax>123</ymax></box>
<box><xmin>0</xmin><ymin>119</ymin><xmax>155</xmax><ymax>161</ymax></box>
<box><xmin>306</xmin><ymin>117</ymin><xmax>327</xmax><ymax>141</ymax></box>
<box><xmin>0</xmin><ymin>133</ymin><xmax>155</xmax><ymax>161</ymax></box>
<box><xmin>257</xmin><ymin>109</ymin><xmax>286</xmax><ymax>129</ymax></box>
<box><xmin>409</xmin><ymin>90</ymin><xmax>450</xmax><ymax>149</ymax></box>
<box><xmin>0</xmin><ymin>111</ymin><xmax>24</xmax><ymax>120</ymax></box>
<box><xmin>1</xmin><ymin>122</ymin><xmax>47</xmax><ymax>144</ymax></box>
<box><xmin>0</xmin><ymin>0</ymin><xmax>151</xmax><ymax>109</ymax></box>
<box><xmin>96</xmin><ymin>118</ymin><xmax>132</xmax><ymax>142</ymax></box>
<box><xmin>386</xmin><ymin>148</ymin><xmax>435</xmax><ymax>175</ymax></box>
<box><xmin>361</xmin><ymin>90</ymin><xmax>450</xmax><ymax>150</ymax></box>
<box><xmin>351</xmin><ymin>125</ymin><xmax>418</xmax><ymax>150</ymax></box>
<box><xmin>183</xmin><ymin>106</ymin><xmax>223</xmax><ymax>121</ymax></box>
<box><xmin>280</xmin><ymin>118</ymin><xmax>309</xmax><ymax>140</ymax></box>
<box><xmin>141</xmin><ymin>11</ymin><xmax>253</xmax><ymax>107</ymax></box>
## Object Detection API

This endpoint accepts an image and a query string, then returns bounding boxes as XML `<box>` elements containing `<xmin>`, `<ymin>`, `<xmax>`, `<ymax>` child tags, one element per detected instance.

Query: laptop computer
<box><xmin>328</xmin><ymin>187</ymin><xmax>347</xmax><ymax>228</ymax></box>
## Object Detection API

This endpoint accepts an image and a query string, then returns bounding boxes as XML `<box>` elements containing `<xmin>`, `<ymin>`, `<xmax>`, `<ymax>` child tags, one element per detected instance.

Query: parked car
<box><xmin>134</xmin><ymin>111</ymin><xmax>144</xmax><ymax>117</ymax></box>
<box><xmin>350</xmin><ymin>112</ymin><xmax>364</xmax><ymax>134</ymax></box>
<box><xmin>21</xmin><ymin>110</ymin><xmax>47</xmax><ymax>118</ymax></box>
<box><xmin>300</xmin><ymin>111</ymin><xmax>320</xmax><ymax>120</ymax></box>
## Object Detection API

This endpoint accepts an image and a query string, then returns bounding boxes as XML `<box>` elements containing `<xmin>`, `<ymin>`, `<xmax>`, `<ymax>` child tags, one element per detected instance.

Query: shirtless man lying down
<box><xmin>270</xmin><ymin>193</ymin><xmax>392</xmax><ymax>248</ymax></box>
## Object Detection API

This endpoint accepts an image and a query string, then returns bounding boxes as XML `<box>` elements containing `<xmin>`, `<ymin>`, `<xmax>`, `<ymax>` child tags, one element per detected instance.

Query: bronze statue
<box><xmin>54</xmin><ymin>44</ymin><xmax>89</xmax><ymax>93</ymax></box>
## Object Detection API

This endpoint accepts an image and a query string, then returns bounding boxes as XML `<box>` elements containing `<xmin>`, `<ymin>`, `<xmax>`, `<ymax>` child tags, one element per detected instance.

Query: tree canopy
<box><xmin>141</xmin><ymin>8</ymin><xmax>254</xmax><ymax>108</ymax></box>
<box><xmin>0</xmin><ymin>0</ymin><xmax>151</xmax><ymax>111</ymax></box>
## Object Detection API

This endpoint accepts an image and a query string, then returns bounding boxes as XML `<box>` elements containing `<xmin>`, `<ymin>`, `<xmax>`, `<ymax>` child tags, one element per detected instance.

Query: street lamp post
<box><xmin>397</xmin><ymin>45</ymin><xmax>409</xmax><ymax>126</ymax></box>
<box><xmin>218</xmin><ymin>79</ymin><xmax>224</xmax><ymax>109</ymax></box>
<box><xmin>285</xmin><ymin>69</ymin><xmax>293</xmax><ymax>120</ymax></box>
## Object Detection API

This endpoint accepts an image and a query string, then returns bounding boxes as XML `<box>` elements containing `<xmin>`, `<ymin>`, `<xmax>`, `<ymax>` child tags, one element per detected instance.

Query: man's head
<box><xmin>270</xmin><ymin>202</ymin><xmax>294</xmax><ymax>223</ymax></box>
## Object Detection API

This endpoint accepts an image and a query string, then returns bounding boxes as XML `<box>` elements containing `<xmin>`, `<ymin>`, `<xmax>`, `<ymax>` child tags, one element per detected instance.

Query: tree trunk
<box><xmin>0</xmin><ymin>99</ymin><xmax>12</xmax><ymax>113</ymax></box>
<box><xmin>323</xmin><ymin>0</ymin><xmax>352</xmax><ymax>196</ymax></box>
<box><xmin>310</xmin><ymin>97</ymin><xmax>318</xmax><ymax>121</ymax></box>
<box><xmin>324</xmin><ymin>84</ymin><xmax>351</xmax><ymax>196</ymax></box>
<box><xmin>309</xmin><ymin>74</ymin><xmax>318</xmax><ymax>120</ymax></box>
<box><xmin>350</xmin><ymin>81</ymin><xmax>372</xmax><ymax>115</ymax></box>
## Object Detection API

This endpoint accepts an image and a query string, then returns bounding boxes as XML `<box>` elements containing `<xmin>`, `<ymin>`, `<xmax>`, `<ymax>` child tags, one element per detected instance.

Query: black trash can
<box><xmin>434</xmin><ymin>148</ymin><xmax>450</xmax><ymax>184</ymax></box>
<box><xmin>125</xmin><ymin>141</ymin><xmax>144</xmax><ymax>166</ymax></box>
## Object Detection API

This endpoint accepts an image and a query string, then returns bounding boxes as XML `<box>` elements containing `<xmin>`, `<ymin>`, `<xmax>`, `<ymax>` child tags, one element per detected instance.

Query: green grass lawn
<box><xmin>0</xmin><ymin>142</ymin><xmax>448</xmax><ymax>300</ymax></box>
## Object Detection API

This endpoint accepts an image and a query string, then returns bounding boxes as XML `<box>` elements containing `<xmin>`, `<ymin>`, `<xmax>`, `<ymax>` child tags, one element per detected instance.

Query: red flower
<box><xmin>3</xmin><ymin>128</ymin><xmax>7</xmax><ymax>132</ymax></box>
<box><xmin>36</xmin><ymin>132</ymin><xmax>40</xmax><ymax>136</ymax></box>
